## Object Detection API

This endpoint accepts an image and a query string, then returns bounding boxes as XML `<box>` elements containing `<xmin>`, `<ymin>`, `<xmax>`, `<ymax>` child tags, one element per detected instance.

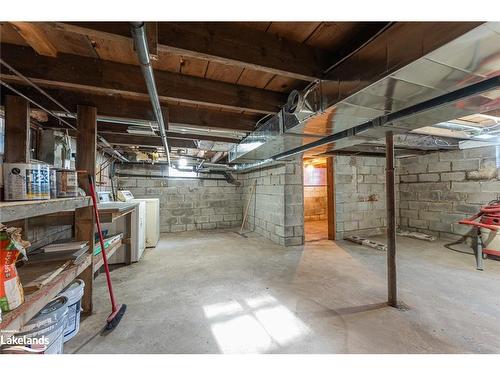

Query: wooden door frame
<box><xmin>326</xmin><ymin>156</ymin><xmax>336</xmax><ymax>240</ymax></box>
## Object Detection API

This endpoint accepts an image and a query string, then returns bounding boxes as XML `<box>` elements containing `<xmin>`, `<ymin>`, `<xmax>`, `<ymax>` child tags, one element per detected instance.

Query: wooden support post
<box><xmin>327</xmin><ymin>157</ymin><xmax>336</xmax><ymax>240</ymax></box>
<box><xmin>4</xmin><ymin>95</ymin><xmax>30</xmax><ymax>232</ymax></box>
<box><xmin>386</xmin><ymin>132</ymin><xmax>398</xmax><ymax>307</ymax></box>
<box><xmin>5</xmin><ymin>95</ymin><xmax>30</xmax><ymax>163</ymax></box>
<box><xmin>75</xmin><ymin>105</ymin><xmax>97</xmax><ymax>314</ymax></box>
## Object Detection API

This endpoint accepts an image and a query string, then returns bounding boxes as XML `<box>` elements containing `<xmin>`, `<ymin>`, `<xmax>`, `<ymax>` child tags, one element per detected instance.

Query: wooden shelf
<box><xmin>0</xmin><ymin>254</ymin><xmax>92</xmax><ymax>337</ymax></box>
<box><xmin>0</xmin><ymin>197</ymin><xmax>91</xmax><ymax>223</ymax></box>
<box><xmin>93</xmin><ymin>240</ymin><xmax>122</xmax><ymax>272</ymax></box>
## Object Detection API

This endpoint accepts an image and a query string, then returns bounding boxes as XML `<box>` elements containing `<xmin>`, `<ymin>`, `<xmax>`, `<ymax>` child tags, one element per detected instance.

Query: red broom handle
<box><xmin>88</xmin><ymin>175</ymin><xmax>118</xmax><ymax>313</ymax></box>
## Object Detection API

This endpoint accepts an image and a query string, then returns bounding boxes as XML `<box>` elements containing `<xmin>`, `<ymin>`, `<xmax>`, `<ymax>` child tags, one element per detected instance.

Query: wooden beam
<box><xmin>4</xmin><ymin>95</ymin><xmax>30</xmax><ymax>163</ymax></box>
<box><xmin>0</xmin><ymin>85</ymin><xmax>258</xmax><ymax>132</ymax></box>
<box><xmin>32</xmin><ymin>116</ymin><xmax>241</xmax><ymax>143</ymax></box>
<box><xmin>326</xmin><ymin>157</ymin><xmax>335</xmax><ymax>240</ymax></box>
<box><xmin>99</xmin><ymin>133</ymin><xmax>198</xmax><ymax>148</ymax></box>
<box><xmin>75</xmin><ymin>105</ymin><xmax>97</xmax><ymax>314</ymax></box>
<box><xmin>10</xmin><ymin>22</ymin><xmax>58</xmax><ymax>57</ymax></box>
<box><xmin>0</xmin><ymin>43</ymin><xmax>286</xmax><ymax>114</ymax></box>
<box><xmin>55</xmin><ymin>22</ymin><xmax>332</xmax><ymax>81</ymax></box>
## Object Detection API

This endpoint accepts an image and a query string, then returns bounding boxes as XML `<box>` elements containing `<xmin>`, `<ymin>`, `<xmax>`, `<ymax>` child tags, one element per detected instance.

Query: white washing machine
<box><xmin>117</xmin><ymin>190</ymin><xmax>160</xmax><ymax>248</ymax></box>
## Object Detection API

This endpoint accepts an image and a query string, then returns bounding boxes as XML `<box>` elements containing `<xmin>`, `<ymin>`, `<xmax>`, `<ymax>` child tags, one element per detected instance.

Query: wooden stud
<box><xmin>75</xmin><ymin>105</ymin><xmax>97</xmax><ymax>314</ymax></box>
<box><xmin>326</xmin><ymin>157</ymin><xmax>336</xmax><ymax>240</ymax></box>
<box><xmin>4</xmin><ymin>95</ymin><xmax>30</xmax><ymax>163</ymax></box>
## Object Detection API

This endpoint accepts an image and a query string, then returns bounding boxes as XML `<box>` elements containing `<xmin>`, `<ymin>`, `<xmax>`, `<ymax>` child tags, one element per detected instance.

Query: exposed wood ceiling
<box><xmin>0</xmin><ymin>21</ymin><xmax>480</xmax><ymax>157</ymax></box>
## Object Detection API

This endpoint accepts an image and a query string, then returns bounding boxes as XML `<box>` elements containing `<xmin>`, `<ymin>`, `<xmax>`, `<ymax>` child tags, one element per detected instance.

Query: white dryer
<box><xmin>118</xmin><ymin>190</ymin><xmax>160</xmax><ymax>248</ymax></box>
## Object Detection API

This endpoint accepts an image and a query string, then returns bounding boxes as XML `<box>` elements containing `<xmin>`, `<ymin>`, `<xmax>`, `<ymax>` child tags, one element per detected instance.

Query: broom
<box><xmin>88</xmin><ymin>175</ymin><xmax>127</xmax><ymax>331</ymax></box>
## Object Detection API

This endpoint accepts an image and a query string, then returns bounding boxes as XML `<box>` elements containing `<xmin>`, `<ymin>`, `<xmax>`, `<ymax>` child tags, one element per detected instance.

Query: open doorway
<box><xmin>303</xmin><ymin>157</ymin><xmax>334</xmax><ymax>241</ymax></box>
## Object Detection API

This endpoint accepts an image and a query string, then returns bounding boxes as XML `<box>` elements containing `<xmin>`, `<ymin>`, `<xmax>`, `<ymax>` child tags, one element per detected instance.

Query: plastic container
<box><xmin>13</xmin><ymin>296</ymin><xmax>69</xmax><ymax>354</ymax></box>
<box><xmin>58</xmin><ymin>279</ymin><xmax>85</xmax><ymax>342</ymax></box>
<box><xmin>3</xmin><ymin>163</ymin><xmax>50</xmax><ymax>201</ymax></box>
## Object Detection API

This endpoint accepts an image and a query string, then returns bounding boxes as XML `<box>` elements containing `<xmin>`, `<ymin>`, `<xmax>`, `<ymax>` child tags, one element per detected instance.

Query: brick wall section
<box><xmin>116</xmin><ymin>164</ymin><xmax>242</xmax><ymax>233</ymax></box>
<box><xmin>398</xmin><ymin>146</ymin><xmax>500</xmax><ymax>240</ymax></box>
<box><xmin>239</xmin><ymin>159</ymin><xmax>304</xmax><ymax>246</ymax></box>
<box><xmin>304</xmin><ymin>186</ymin><xmax>327</xmax><ymax>221</ymax></box>
<box><xmin>335</xmin><ymin>155</ymin><xmax>392</xmax><ymax>239</ymax></box>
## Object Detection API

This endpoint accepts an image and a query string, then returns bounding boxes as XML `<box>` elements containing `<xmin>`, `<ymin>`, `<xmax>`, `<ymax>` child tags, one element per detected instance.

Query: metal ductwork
<box><xmin>130</xmin><ymin>22</ymin><xmax>171</xmax><ymax>166</ymax></box>
<box><xmin>228</xmin><ymin>22</ymin><xmax>500</xmax><ymax>164</ymax></box>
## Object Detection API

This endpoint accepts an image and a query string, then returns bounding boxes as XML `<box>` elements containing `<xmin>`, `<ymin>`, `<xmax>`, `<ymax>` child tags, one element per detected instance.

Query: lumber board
<box><xmin>10</xmin><ymin>22</ymin><xmax>58</xmax><ymax>57</ymax></box>
<box><xmin>0</xmin><ymin>197</ymin><xmax>91</xmax><ymax>223</ymax></box>
<box><xmin>55</xmin><ymin>22</ymin><xmax>331</xmax><ymax>81</ymax></box>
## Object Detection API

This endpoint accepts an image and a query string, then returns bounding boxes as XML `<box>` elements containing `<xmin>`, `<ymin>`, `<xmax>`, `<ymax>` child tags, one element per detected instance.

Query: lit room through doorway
<box><xmin>303</xmin><ymin>157</ymin><xmax>330</xmax><ymax>241</ymax></box>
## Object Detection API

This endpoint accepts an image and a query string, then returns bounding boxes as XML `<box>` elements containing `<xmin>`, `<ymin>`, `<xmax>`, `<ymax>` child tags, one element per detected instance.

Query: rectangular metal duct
<box><xmin>228</xmin><ymin>22</ymin><xmax>500</xmax><ymax>163</ymax></box>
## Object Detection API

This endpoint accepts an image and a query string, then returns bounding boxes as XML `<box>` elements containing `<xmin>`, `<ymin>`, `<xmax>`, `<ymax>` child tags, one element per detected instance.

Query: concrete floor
<box><xmin>304</xmin><ymin>220</ymin><xmax>328</xmax><ymax>241</ymax></box>
<box><xmin>65</xmin><ymin>229</ymin><xmax>500</xmax><ymax>354</ymax></box>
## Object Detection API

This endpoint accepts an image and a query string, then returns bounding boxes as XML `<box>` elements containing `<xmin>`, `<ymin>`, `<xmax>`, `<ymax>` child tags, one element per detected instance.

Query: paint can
<box><xmin>2</xmin><ymin>296</ymin><xmax>69</xmax><ymax>354</ymax></box>
<box><xmin>56</xmin><ymin>169</ymin><xmax>78</xmax><ymax>198</ymax></box>
<box><xmin>58</xmin><ymin>279</ymin><xmax>85</xmax><ymax>342</ymax></box>
<box><xmin>3</xmin><ymin>163</ymin><xmax>50</xmax><ymax>201</ymax></box>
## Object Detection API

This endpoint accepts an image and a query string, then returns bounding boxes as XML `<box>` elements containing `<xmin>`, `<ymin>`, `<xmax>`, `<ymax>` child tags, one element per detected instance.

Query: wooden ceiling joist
<box><xmin>56</xmin><ymin>22</ymin><xmax>332</xmax><ymax>81</ymax></box>
<box><xmin>27</xmin><ymin>114</ymin><xmax>239</xmax><ymax>144</ymax></box>
<box><xmin>0</xmin><ymin>84</ymin><xmax>258</xmax><ymax>132</ymax></box>
<box><xmin>0</xmin><ymin>43</ymin><xmax>286</xmax><ymax>114</ymax></box>
<box><xmin>10</xmin><ymin>22</ymin><xmax>58</xmax><ymax>57</ymax></box>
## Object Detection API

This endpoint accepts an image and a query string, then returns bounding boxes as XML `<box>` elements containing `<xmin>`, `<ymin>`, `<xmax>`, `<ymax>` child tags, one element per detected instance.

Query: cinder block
<box><xmin>452</xmin><ymin>159</ymin><xmax>480</xmax><ymax>171</ymax></box>
<box><xmin>451</xmin><ymin>181</ymin><xmax>481</xmax><ymax>193</ymax></box>
<box><xmin>428</xmin><ymin>161</ymin><xmax>451</xmax><ymax>173</ymax></box>
<box><xmin>418</xmin><ymin>173</ymin><xmax>440</xmax><ymax>182</ymax></box>
<box><xmin>441</xmin><ymin>172</ymin><xmax>466</xmax><ymax>181</ymax></box>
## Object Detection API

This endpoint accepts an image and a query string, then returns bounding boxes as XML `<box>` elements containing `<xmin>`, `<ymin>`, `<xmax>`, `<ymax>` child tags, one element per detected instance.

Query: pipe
<box><xmin>98</xmin><ymin>135</ymin><xmax>129</xmax><ymax>163</ymax></box>
<box><xmin>385</xmin><ymin>132</ymin><xmax>398</xmax><ymax>308</ymax></box>
<box><xmin>431</xmin><ymin>121</ymin><xmax>500</xmax><ymax>134</ymax></box>
<box><xmin>130</xmin><ymin>22</ymin><xmax>171</xmax><ymax>166</ymax></box>
<box><xmin>0</xmin><ymin>57</ymin><xmax>73</xmax><ymax>118</ymax></box>
<box><xmin>0</xmin><ymin>80</ymin><xmax>78</xmax><ymax>131</ymax></box>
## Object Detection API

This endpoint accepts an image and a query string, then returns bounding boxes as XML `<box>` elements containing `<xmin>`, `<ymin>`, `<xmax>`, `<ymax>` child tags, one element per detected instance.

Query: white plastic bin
<box><xmin>58</xmin><ymin>279</ymin><xmax>85</xmax><ymax>342</ymax></box>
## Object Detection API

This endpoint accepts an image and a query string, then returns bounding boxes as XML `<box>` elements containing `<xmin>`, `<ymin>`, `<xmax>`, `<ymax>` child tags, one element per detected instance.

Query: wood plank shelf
<box><xmin>93</xmin><ymin>240</ymin><xmax>122</xmax><ymax>272</ymax></box>
<box><xmin>0</xmin><ymin>197</ymin><xmax>91</xmax><ymax>222</ymax></box>
<box><xmin>0</xmin><ymin>254</ymin><xmax>92</xmax><ymax>337</ymax></box>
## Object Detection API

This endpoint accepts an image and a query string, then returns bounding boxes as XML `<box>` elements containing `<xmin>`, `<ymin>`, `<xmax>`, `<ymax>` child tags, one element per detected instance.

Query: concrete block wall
<box><xmin>304</xmin><ymin>185</ymin><xmax>327</xmax><ymax>221</ymax></box>
<box><xmin>116</xmin><ymin>164</ymin><xmax>242</xmax><ymax>233</ymax></box>
<box><xmin>239</xmin><ymin>159</ymin><xmax>304</xmax><ymax>246</ymax></box>
<box><xmin>398</xmin><ymin>146</ymin><xmax>500</xmax><ymax>240</ymax></box>
<box><xmin>335</xmin><ymin>155</ymin><xmax>391</xmax><ymax>239</ymax></box>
